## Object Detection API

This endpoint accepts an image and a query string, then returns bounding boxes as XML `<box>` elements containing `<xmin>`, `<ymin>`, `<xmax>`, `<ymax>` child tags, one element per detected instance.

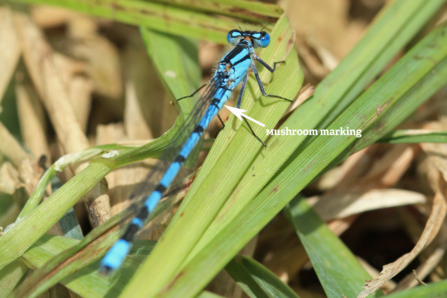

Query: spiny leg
<box><xmin>214</xmin><ymin>113</ymin><xmax>225</xmax><ymax>139</ymax></box>
<box><xmin>254</xmin><ymin>55</ymin><xmax>285</xmax><ymax>73</ymax></box>
<box><xmin>177</xmin><ymin>83</ymin><xmax>208</xmax><ymax>101</ymax></box>
<box><xmin>251</xmin><ymin>64</ymin><xmax>291</xmax><ymax>102</ymax></box>
<box><xmin>236</xmin><ymin>74</ymin><xmax>249</xmax><ymax>109</ymax></box>
<box><xmin>236</xmin><ymin>74</ymin><xmax>266</xmax><ymax>147</ymax></box>
<box><xmin>243</xmin><ymin>117</ymin><xmax>266</xmax><ymax>147</ymax></box>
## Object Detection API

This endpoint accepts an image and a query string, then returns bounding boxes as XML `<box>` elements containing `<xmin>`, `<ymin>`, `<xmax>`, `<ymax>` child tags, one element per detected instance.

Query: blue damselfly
<box><xmin>100</xmin><ymin>28</ymin><xmax>290</xmax><ymax>274</ymax></box>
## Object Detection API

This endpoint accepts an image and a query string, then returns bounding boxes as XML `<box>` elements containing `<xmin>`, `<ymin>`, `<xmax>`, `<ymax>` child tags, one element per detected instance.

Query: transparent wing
<box><xmin>118</xmin><ymin>79</ymin><xmax>219</xmax><ymax>238</ymax></box>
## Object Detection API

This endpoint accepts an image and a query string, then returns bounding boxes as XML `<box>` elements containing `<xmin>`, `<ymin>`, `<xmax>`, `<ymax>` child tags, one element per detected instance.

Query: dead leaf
<box><xmin>308</xmin><ymin>189</ymin><xmax>427</xmax><ymax>221</ymax></box>
<box><xmin>0</xmin><ymin>6</ymin><xmax>20</xmax><ymax>105</ymax></box>
<box><xmin>0</xmin><ymin>162</ymin><xmax>20</xmax><ymax>195</ymax></box>
<box><xmin>358</xmin><ymin>175</ymin><xmax>447</xmax><ymax>298</ymax></box>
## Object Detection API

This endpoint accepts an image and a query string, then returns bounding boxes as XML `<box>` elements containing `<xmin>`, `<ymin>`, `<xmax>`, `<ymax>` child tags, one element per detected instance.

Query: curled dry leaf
<box><xmin>356</xmin><ymin>257</ymin><xmax>396</xmax><ymax>294</ymax></box>
<box><xmin>327</xmin><ymin>214</ymin><xmax>358</xmax><ymax>236</ymax></box>
<box><xmin>391</xmin><ymin>244</ymin><xmax>447</xmax><ymax>292</ymax></box>
<box><xmin>308</xmin><ymin>189</ymin><xmax>427</xmax><ymax>221</ymax></box>
<box><xmin>357</xmin><ymin>175</ymin><xmax>447</xmax><ymax>298</ymax></box>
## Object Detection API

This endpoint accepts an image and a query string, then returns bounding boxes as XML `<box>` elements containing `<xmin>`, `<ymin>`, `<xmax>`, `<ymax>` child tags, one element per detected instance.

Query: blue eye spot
<box><xmin>227</xmin><ymin>30</ymin><xmax>241</xmax><ymax>45</ymax></box>
<box><xmin>251</xmin><ymin>33</ymin><xmax>261</xmax><ymax>39</ymax></box>
<box><xmin>259</xmin><ymin>32</ymin><xmax>270</xmax><ymax>48</ymax></box>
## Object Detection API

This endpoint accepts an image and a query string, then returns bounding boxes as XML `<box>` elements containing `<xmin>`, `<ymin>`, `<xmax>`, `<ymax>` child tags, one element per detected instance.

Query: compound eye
<box><xmin>259</xmin><ymin>32</ymin><xmax>270</xmax><ymax>48</ymax></box>
<box><xmin>227</xmin><ymin>30</ymin><xmax>241</xmax><ymax>45</ymax></box>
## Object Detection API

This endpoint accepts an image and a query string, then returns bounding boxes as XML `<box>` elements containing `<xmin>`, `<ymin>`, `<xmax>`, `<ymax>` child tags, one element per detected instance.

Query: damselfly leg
<box><xmin>250</xmin><ymin>62</ymin><xmax>292</xmax><ymax>102</ymax></box>
<box><xmin>214</xmin><ymin>113</ymin><xmax>226</xmax><ymax>139</ymax></box>
<box><xmin>177</xmin><ymin>83</ymin><xmax>208</xmax><ymax>101</ymax></box>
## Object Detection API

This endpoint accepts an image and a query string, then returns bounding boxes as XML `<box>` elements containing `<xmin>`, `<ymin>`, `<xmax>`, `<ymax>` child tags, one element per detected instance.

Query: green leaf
<box><xmin>384</xmin><ymin>280</ymin><xmax>447</xmax><ymax>298</ymax></box>
<box><xmin>12</xmin><ymin>0</ymin><xmax>280</xmax><ymax>44</ymax></box>
<box><xmin>284</xmin><ymin>196</ymin><xmax>374</xmax><ymax>298</ymax></box>
<box><xmin>18</xmin><ymin>148</ymin><xmax>102</xmax><ymax>220</ymax></box>
<box><xmin>9</xmin><ymin>179</ymin><xmax>182</xmax><ymax>297</ymax></box>
<box><xmin>0</xmin><ymin>162</ymin><xmax>109</xmax><ymax>270</ymax></box>
<box><xmin>0</xmin><ymin>15</ymin><xmax>203</xmax><ymax>272</ymax></box>
<box><xmin>146</xmin><ymin>0</ymin><xmax>283</xmax><ymax>22</ymax></box>
<box><xmin>0</xmin><ymin>260</ymin><xmax>27</xmax><ymax>298</ymax></box>
<box><xmin>3</xmin><ymin>1</ymin><xmax>447</xmax><ymax>297</ymax></box>
<box><xmin>11</xmin><ymin>234</ymin><xmax>155</xmax><ymax>298</ymax></box>
<box><xmin>146</xmin><ymin>10</ymin><xmax>447</xmax><ymax>298</ymax></box>
<box><xmin>140</xmin><ymin>28</ymin><xmax>201</xmax><ymax>116</ymax></box>
<box><xmin>118</xmin><ymin>14</ymin><xmax>303</xmax><ymax>298</ymax></box>
<box><xmin>377</xmin><ymin>130</ymin><xmax>447</xmax><ymax>144</ymax></box>
<box><xmin>225</xmin><ymin>256</ymin><xmax>300</xmax><ymax>298</ymax></box>
<box><xmin>183</xmin><ymin>0</ymin><xmax>447</xmax><ymax>270</ymax></box>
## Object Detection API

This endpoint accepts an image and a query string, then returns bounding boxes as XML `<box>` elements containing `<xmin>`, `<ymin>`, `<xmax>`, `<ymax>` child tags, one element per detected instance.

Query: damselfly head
<box><xmin>227</xmin><ymin>30</ymin><xmax>270</xmax><ymax>48</ymax></box>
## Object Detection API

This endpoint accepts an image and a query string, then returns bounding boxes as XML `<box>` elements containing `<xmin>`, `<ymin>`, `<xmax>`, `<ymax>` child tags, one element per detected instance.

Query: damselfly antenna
<box><xmin>260</xmin><ymin>23</ymin><xmax>269</xmax><ymax>32</ymax></box>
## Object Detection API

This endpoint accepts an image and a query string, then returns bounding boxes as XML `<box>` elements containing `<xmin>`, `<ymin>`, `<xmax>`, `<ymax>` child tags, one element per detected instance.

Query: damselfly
<box><xmin>100</xmin><ymin>28</ymin><xmax>291</xmax><ymax>274</ymax></box>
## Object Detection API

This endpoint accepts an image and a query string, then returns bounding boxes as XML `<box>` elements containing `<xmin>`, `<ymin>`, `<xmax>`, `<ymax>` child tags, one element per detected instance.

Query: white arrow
<box><xmin>224</xmin><ymin>106</ymin><xmax>265</xmax><ymax>127</ymax></box>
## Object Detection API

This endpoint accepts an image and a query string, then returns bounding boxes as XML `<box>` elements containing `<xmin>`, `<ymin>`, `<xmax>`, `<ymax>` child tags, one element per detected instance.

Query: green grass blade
<box><xmin>284</xmin><ymin>196</ymin><xmax>375</xmax><ymax>298</ymax></box>
<box><xmin>13</xmin><ymin>0</ymin><xmax>281</xmax><ymax>44</ymax></box>
<box><xmin>225</xmin><ymin>256</ymin><xmax>300</xmax><ymax>298</ymax></box>
<box><xmin>151</xmin><ymin>0</ymin><xmax>282</xmax><ymax>22</ymax></box>
<box><xmin>140</xmin><ymin>28</ymin><xmax>201</xmax><ymax>116</ymax></box>
<box><xmin>183</xmin><ymin>0</ymin><xmax>447</xmax><ymax>267</ymax></box>
<box><xmin>11</xmin><ymin>234</ymin><xmax>155</xmax><ymax>298</ymax></box>
<box><xmin>101</xmin><ymin>31</ymin><xmax>202</xmax><ymax>168</ymax></box>
<box><xmin>156</xmin><ymin>20</ymin><xmax>447</xmax><ymax>298</ymax></box>
<box><xmin>316</xmin><ymin>0</ymin><xmax>446</xmax><ymax>129</ymax></box>
<box><xmin>0</xmin><ymin>131</ymin><xmax>191</xmax><ymax>278</ymax></box>
<box><xmin>17</xmin><ymin>164</ymin><xmax>57</xmax><ymax>220</ymax></box>
<box><xmin>0</xmin><ymin>162</ymin><xmax>109</xmax><ymax>270</ymax></box>
<box><xmin>0</xmin><ymin>20</ymin><xmax>206</xmax><ymax>272</ymax></box>
<box><xmin>50</xmin><ymin>172</ymin><xmax>84</xmax><ymax>240</ymax></box>
<box><xmin>384</xmin><ymin>280</ymin><xmax>447</xmax><ymax>298</ymax></box>
<box><xmin>3</xmin><ymin>1</ymin><xmax>445</xmax><ymax>296</ymax></box>
<box><xmin>18</xmin><ymin>148</ymin><xmax>103</xmax><ymax>220</ymax></box>
<box><xmin>351</xmin><ymin>57</ymin><xmax>447</xmax><ymax>154</ymax></box>
<box><xmin>118</xmin><ymin>14</ymin><xmax>302</xmax><ymax>298</ymax></box>
<box><xmin>0</xmin><ymin>260</ymin><xmax>28</xmax><ymax>298</ymax></box>
<box><xmin>9</xmin><ymin>177</ymin><xmax>182</xmax><ymax>297</ymax></box>
<box><xmin>318</xmin><ymin>46</ymin><xmax>447</xmax><ymax>194</ymax></box>
<box><xmin>377</xmin><ymin>130</ymin><xmax>447</xmax><ymax>144</ymax></box>
<box><xmin>154</xmin><ymin>0</ymin><xmax>447</xmax><ymax>293</ymax></box>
